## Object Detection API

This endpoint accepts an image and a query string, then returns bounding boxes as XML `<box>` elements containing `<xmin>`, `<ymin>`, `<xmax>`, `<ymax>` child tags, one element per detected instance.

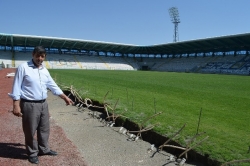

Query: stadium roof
<box><xmin>0</xmin><ymin>33</ymin><xmax>250</xmax><ymax>55</ymax></box>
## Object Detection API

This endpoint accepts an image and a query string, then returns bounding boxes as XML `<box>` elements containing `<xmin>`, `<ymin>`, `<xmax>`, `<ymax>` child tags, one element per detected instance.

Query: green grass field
<box><xmin>49</xmin><ymin>69</ymin><xmax>250</xmax><ymax>164</ymax></box>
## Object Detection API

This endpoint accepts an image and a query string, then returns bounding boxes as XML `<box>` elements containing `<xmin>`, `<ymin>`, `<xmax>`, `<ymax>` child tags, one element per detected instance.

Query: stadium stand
<box><xmin>44</xmin><ymin>53</ymin><xmax>135</xmax><ymax>70</ymax></box>
<box><xmin>1</xmin><ymin>33</ymin><xmax>250</xmax><ymax>75</ymax></box>
<box><xmin>100</xmin><ymin>56</ymin><xmax>134</xmax><ymax>70</ymax></box>
<box><xmin>200</xmin><ymin>55</ymin><xmax>250</xmax><ymax>75</ymax></box>
<box><xmin>14</xmin><ymin>52</ymin><xmax>33</xmax><ymax>67</ymax></box>
<box><xmin>1</xmin><ymin>50</ymin><xmax>250</xmax><ymax>75</ymax></box>
<box><xmin>46</xmin><ymin>54</ymin><xmax>81</xmax><ymax>69</ymax></box>
<box><xmin>133</xmin><ymin>54</ymin><xmax>250</xmax><ymax>75</ymax></box>
<box><xmin>151</xmin><ymin>57</ymin><xmax>207</xmax><ymax>72</ymax></box>
<box><xmin>5</xmin><ymin>51</ymin><xmax>135</xmax><ymax>70</ymax></box>
<box><xmin>123</xmin><ymin>57</ymin><xmax>140</xmax><ymax>70</ymax></box>
<box><xmin>0</xmin><ymin>51</ymin><xmax>12</xmax><ymax>68</ymax></box>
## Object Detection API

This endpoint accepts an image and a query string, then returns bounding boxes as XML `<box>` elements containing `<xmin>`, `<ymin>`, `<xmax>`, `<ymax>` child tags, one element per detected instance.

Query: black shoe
<box><xmin>28</xmin><ymin>156</ymin><xmax>39</xmax><ymax>164</ymax></box>
<box><xmin>39</xmin><ymin>150</ymin><xmax>58</xmax><ymax>156</ymax></box>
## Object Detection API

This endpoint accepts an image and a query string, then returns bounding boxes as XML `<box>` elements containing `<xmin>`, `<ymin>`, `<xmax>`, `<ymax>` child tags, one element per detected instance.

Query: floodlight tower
<box><xmin>169</xmin><ymin>7</ymin><xmax>180</xmax><ymax>42</ymax></box>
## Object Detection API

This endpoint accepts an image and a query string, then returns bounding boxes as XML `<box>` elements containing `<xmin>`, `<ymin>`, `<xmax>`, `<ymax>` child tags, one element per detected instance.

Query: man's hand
<box><xmin>59</xmin><ymin>94</ymin><xmax>74</xmax><ymax>106</ymax></box>
<box><xmin>12</xmin><ymin>100</ymin><xmax>22</xmax><ymax>117</ymax></box>
<box><xmin>64</xmin><ymin>97</ymin><xmax>74</xmax><ymax>105</ymax></box>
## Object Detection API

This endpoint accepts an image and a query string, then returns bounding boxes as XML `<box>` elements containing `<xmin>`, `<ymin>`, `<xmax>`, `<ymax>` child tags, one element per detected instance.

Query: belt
<box><xmin>21</xmin><ymin>99</ymin><xmax>46</xmax><ymax>103</ymax></box>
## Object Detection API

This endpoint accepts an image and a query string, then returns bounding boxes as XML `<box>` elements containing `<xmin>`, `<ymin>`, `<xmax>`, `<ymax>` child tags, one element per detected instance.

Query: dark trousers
<box><xmin>20</xmin><ymin>100</ymin><xmax>50</xmax><ymax>157</ymax></box>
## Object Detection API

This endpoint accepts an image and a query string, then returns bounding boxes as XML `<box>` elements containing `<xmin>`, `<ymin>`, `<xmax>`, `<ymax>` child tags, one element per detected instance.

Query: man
<box><xmin>9</xmin><ymin>46</ymin><xmax>74</xmax><ymax>164</ymax></box>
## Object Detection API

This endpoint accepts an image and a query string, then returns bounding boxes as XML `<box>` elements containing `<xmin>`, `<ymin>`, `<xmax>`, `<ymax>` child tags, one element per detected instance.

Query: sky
<box><xmin>1</xmin><ymin>0</ymin><xmax>250</xmax><ymax>45</ymax></box>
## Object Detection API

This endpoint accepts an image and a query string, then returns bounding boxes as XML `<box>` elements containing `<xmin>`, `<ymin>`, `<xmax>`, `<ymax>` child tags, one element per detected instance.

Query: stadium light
<box><xmin>169</xmin><ymin>7</ymin><xmax>180</xmax><ymax>42</ymax></box>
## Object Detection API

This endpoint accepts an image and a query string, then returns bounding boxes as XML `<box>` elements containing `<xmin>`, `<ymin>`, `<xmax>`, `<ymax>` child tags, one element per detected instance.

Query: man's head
<box><xmin>32</xmin><ymin>46</ymin><xmax>46</xmax><ymax>67</ymax></box>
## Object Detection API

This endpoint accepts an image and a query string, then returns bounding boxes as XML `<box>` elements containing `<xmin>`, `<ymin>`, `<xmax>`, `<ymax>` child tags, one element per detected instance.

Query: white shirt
<box><xmin>9</xmin><ymin>60</ymin><xmax>63</xmax><ymax>100</ymax></box>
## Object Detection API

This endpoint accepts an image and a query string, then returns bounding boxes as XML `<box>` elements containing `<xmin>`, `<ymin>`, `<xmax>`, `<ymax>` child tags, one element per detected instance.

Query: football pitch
<box><xmin>49</xmin><ymin>69</ymin><xmax>250</xmax><ymax>164</ymax></box>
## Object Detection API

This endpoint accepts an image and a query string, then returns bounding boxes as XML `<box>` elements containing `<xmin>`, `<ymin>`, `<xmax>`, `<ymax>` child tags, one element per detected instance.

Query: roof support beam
<box><xmin>11</xmin><ymin>35</ymin><xmax>13</xmax><ymax>51</ymax></box>
<box><xmin>39</xmin><ymin>38</ymin><xmax>43</xmax><ymax>46</ymax></box>
<box><xmin>60</xmin><ymin>40</ymin><xmax>67</xmax><ymax>49</ymax></box>
<box><xmin>24</xmin><ymin>38</ymin><xmax>27</xmax><ymax>48</ymax></box>
<box><xmin>71</xmin><ymin>41</ymin><xmax>78</xmax><ymax>50</ymax></box>
<box><xmin>50</xmin><ymin>40</ymin><xmax>55</xmax><ymax>48</ymax></box>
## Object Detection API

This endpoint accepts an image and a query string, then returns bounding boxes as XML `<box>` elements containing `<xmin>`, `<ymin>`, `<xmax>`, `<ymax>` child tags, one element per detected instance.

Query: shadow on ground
<box><xmin>0</xmin><ymin>143</ymin><xmax>27</xmax><ymax>160</ymax></box>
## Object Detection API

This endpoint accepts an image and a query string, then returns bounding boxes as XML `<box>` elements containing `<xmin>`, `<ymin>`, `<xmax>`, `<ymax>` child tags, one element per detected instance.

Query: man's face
<box><xmin>32</xmin><ymin>53</ymin><xmax>46</xmax><ymax>67</ymax></box>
